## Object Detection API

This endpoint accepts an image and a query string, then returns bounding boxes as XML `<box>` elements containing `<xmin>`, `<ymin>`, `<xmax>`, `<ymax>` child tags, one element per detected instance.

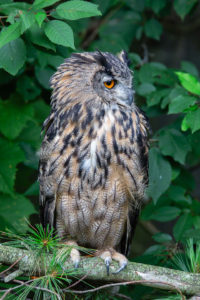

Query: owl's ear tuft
<box><xmin>95</xmin><ymin>49</ymin><xmax>112</xmax><ymax>75</ymax></box>
<box><xmin>118</xmin><ymin>50</ymin><xmax>131</xmax><ymax>67</ymax></box>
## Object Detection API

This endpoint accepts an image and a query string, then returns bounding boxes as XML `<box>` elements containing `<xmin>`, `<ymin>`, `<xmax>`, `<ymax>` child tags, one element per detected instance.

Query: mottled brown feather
<box><xmin>39</xmin><ymin>51</ymin><xmax>149</xmax><ymax>256</ymax></box>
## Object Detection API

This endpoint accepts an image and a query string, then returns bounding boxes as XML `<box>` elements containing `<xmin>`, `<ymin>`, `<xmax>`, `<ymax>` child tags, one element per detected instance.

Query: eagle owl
<box><xmin>39</xmin><ymin>50</ymin><xmax>149</xmax><ymax>274</ymax></box>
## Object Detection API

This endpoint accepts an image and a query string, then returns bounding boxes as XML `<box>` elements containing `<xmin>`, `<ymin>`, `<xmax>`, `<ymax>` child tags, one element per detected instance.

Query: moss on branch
<box><xmin>1</xmin><ymin>243</ymin><xmax>200</xmax><ymax>296</ymax></box>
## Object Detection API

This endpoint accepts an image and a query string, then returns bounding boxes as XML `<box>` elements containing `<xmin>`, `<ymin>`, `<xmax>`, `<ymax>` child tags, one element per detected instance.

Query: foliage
<box><xmin>0</xmin><ymin>224</ymin><xmax>86</xmax><ymax>299</ymax></box>
<box><xmin>0</xmin><ymin>0</ymin><xmax>200</xmax><ymax>299</ymax></box>
<box><xmin>172</xmin><ymin>238</ymin><xmax>200</xmax><ymax>273</ymax></box>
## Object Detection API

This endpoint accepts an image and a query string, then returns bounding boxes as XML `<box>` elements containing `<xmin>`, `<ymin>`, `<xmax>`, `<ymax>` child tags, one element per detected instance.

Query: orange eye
<box><xmin>104</xmin><ymin>79</ymin><xmax>115</xmax><ymax>89</ymax></box>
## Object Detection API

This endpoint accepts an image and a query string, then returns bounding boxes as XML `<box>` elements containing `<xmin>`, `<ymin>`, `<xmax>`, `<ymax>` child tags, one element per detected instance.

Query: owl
<box><xmin>39</xmin><ymin>50</ymin><xmax>149</xmax><ymax>274</ymax></box>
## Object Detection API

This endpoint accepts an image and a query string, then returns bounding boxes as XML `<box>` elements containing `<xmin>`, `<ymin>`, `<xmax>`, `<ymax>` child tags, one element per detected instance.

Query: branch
<box><xmin>0</xmin><ymin>244</ymin><xmax>200</xmax><ymax>296</ymax></box>
<box><xmin>81</xmin><ymin>2</ymin><xmax>123</xmax><ymax>49</ymax></box>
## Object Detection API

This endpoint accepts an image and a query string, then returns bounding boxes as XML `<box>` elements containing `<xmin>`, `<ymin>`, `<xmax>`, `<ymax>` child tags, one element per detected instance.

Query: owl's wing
<box><xmin>39</xmin><ymin>114</ymin><xmax>57</xmax><ymax>229</ymax></box>
<box><xmin>120</xmin><ymin>207</ymin><xmax>139</xmax><ymax>256</ymax></box>
<box><xmin>120</xmin><ymin>107</ymin><xmax>150</xmax><ymax>256</ymax></box>
<box><xmin>39</xmin><ymin>165</ymin><xmax>56</xmax><ymax>229</ymax></box>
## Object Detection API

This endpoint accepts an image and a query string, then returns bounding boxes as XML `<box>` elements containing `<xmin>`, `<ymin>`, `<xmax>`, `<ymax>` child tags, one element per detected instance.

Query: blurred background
<box><xmin>0</xmin><ymin>0</ymin><xmax>200</xmax><ymax>298</ymax></box>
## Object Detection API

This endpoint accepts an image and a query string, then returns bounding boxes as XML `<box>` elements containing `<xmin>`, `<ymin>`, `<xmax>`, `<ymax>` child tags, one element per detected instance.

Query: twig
<box><xmin>0</xmin><ymin>279</ymin><xmax>34</xmax><ymax>293</ymax></box>
<box><xmin>141</xmin><ymin>43</ymin><xmax>149</xmax><ymax>65</ymax></box>
<box><xmin>14</xmin><ymin>279</ymin><xmax>62</xmax><ymax>300</ymax></box>
<box><xmin>0</xmin><ymin>17</ymin><xmax>5</xmax><ymax>27</ymax></box>
<box><xmin>64</xmin><ymin>262</ymin><xmax>99</xmax><ymax>290</ymax></box>
<box><xmin>64</xmin><ymin>279</ymin><xmax>184</xmax><ymax>299</ymax></box>
<box><xmin>81</xmin><ymin>2</ymin><xmax>124</xmax><ymax>49</ymax></box>
<box><xmin>115</xmin><ymin>293</ymin><xmax>132</xmax><ymax>300</ymax></box>
<box><xmin>1</xmin><ymin>288</ymin><xmax>12</xmax><ymax>300</ymax></box>
<box><xmin>1</xmin><ymin>279</ymin><xmax>61</xmax><ymax>300</ymax></box>
<box><xmin>0</xmin><ymin>244</ymin><xmax>200</xmax><ymax>295</ymax></box>
<box><xmin>4</xmin><ymin>269</ymin><xmax>24</xmax><ymax>283</ymax></box>
<box><xmin>0</xmin><ymin>255</ymin><xmax>25</xmax><ymax>276</ymax></box>
<box><xmin>139</xmin><ymin>220</ymin><xmax>160</xmax><ymax>235</ymax></box>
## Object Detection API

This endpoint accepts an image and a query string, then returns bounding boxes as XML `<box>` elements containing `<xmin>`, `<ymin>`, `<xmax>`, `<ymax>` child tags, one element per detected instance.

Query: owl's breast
<box><xmin>79</xmin><ymin>106</ymin><xmax>145</xmax><ymax>197</ymax></box>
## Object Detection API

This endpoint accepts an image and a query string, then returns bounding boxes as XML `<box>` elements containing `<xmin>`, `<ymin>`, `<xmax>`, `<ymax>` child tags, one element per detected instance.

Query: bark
<box><xmin>0</xmin><ymin>243</ymin><xmax>200</xmax><ymax>296</ymax></box>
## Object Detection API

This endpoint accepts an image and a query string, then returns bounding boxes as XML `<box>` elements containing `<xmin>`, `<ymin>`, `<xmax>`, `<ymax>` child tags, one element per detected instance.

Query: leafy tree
<box><xmin>0</xmin><ymin>0</ymin><xmax>200</xmax><ymax>299</ymax></box>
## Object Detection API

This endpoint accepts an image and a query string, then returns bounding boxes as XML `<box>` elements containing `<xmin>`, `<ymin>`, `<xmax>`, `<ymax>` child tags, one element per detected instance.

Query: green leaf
<box><xmin>20</xmin><ymin>143</ymin><xmax>39</xmax><ymax>170</ymax></box>
<box><xmin>146</xmin><ymin>206</ymin><xmax>181</xmax><ymax>222</ymax></box>
<box><xmin>33</xmin><ymin>0</ymin><xmax>60</xmax><ymax>9</ymax></box>
<box><xmin>155</xmin><ymin>69</ymin><xmax>178</xmax><ymax>87</ymax></box>
<box><xmin>56</xmin><ymin>0</ymin><xmax>101</xmax><ymax>20</ymax></box>
<box><xmin>17</xmin><ymin>75</ymin><xmax>41</xmax><ymax>101</ymax></box>
<box><xmin>0</xmin><ymin>22</ymin><xmax>21</xmax><ymax>49</ymax></box>
<box><xmin>168</xmin><ymin>95</ymin><xmax>196</xmax><ymax>114</ymax></box>
<box><xmin>147</xmin><ymin>88</ymin><xmax>170</xmax><ymax>107</ymax></box>
<box><xmin>173</xmin><ymin>213</ymin><xmax>193</xmax><ymax>241</ymax></box>
<box><xmin>167</xmin><ymin>185</ymin><xmax>191</xmax><ymax>205</ymax></box>
<box><xmin>144</xmin><ymin>18</ymin><xmax>162</xmax><ymax>40</ymax></box>
<box><xmin>0</xmin><ymin>2</ymin><xmax>30</xmax><ymax>15</ymax></box>
<box><xmin>17</xmin><ymin>121</ymin><xmax>41</xmax><ymax>149</ymax></box>
<box><xmin>146</xmin><ymin>0</ymin><xmax>167</xmax><ymax>14</ymax></box>
<box><xmin>182</xmin><ymin>108</ymin><xmax>200</xmax><ymax>133</ymax></box>
<box><xmin>32</xmin><ymin>99</ymin><xmax>50</xmax><ymax>123</ymax></box>
<box><xmin>0</xmin><ymin>193</ymin><xmax>36</xmax><ymax>232</ymax></box>
<box><xmin>129</xmin><ymin>53</ymin><xmax>142</xmax><ymax>67</ymax></box>
<box><xmin>44</xmin><ymin>20</ymin><xmax>75</xmax><ymax>49</ymax></box>
<box><xmin>137</xmin><ymin>83</ymin><xmax>156</xmax><ymax>96</ymax></box>
<box><xmin>152</xmin><ymin>233</ymin><xmax>172</xmax><ymax>243</ymax></box>
<box><xmin>20</xmin><ymin>11</ymin><xmax>35</xmax><ymax>33</ymax></box>
<box><xmin>172</xmin><ymin>167</ymin><xmax>181</xmax><ymax>181</ymax></box>
<box><xmin>28</xmin><ymin>24</ymin><xmax>56</xmax><ymax>51</ymax></box>
<box><xmin>125</xmin><ymin>0</ymin><xmax>145</xmax><ymax>11</ymax></box>
<box><xmin>175</xmin><ymin>169</ymin><xmax>195</xmax><ymax>192</ymax></box>
<box><xmin>187</xmin><ymin>130</ymin><xmax>200</xmax><ymax>165</ymax></box>
<box><xmin>17</xmin><ymin>120</ymin><xmax>41</xmax><ymax>149</ymax></box>
<box><xmin>0</xmin><ymin>138</ymin><xmax>24</xmax><ymax>194</ymax></box>
<box><xmin>159</xmin><ymin>128</ymin><xmax>191</xmax><ymax>164</ymax></box>
<box><xmin>175</xmin><ymin>71</ymin><xmax>200</xmax><ymax>95</ymax></box>
<box><xmin>174</xmin><ymin>0</ymin><xmax>198</xmax><ymax>19</ymax></box>
<box><xmin>0</xmin><ymin>97</ymin><xmax>34</xmax><ymax>139</ymax></box>
<box><xmin>35</xmin><ymin>66</ymin><xmax>54</xmax><ymax>89</ymax></box>
<box><xmin>24</xmin><ymin>181</ymin><xmax>39</xmax><ymax>196</ymax></box>
<box><xmin>0</xmin><ymin>38</ymin><xmax>26</xmax><ymax>75</ymax></box>
<box><xmin>147</xmin><ymin>148</ymin><xmax>172</xmax><ymax>203</ymax></box>
<box><xmin>35</xmin><ymin>11</ymin><xmax>46</xmax><ymax>27</ymax></box>
<box><xmin>36</xmin><ymin>50</ymin><xmax>64</xmax><ymax>68</ymax></box>
<box><xmin>138</xmin><ymin>62</ymin><xmax>166</xmax><ymax>84</ymax></box>
<box><xmin>181</xmin><ymin>61</ymin><xmax>199</xmax><ymax>77</ymax></box>
<box><xmin>92</xmin><ymin>34</ymin><xmax>128</xmax><ymax>53</ymax></box>
<box><xmin>0</xmin><ymin>0</ymin><xmax>13</xmax><ymax>4</ymax></box>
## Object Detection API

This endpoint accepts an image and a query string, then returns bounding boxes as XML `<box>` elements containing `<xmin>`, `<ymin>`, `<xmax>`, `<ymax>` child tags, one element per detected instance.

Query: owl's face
<box><xmin>50</xmin><ymin>50</ymin><xmax>134</xmax><ymax>111</ymax></box>
<box><xmin>92</xmin><ymin>51</ymin><xmax>134</xmax><ymax>107</ymax></box>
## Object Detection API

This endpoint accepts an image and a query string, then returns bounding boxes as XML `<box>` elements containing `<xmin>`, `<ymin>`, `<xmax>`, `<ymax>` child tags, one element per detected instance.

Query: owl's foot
<box><xmin>63</xmin><ymin>240</ymin><xmax>80</xmax><ymax>268</ymax></box>
<box><xmin>97</xmin><ymin>249</ymin><xmax>128</xmax><ymax>275</ymax></box>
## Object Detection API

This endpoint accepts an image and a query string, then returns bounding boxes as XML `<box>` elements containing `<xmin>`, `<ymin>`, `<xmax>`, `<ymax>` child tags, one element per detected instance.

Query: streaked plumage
<box><xmin>39</xmin><ymin>51</ymin><xmax>149</xmax><ymax>272</ymax></box>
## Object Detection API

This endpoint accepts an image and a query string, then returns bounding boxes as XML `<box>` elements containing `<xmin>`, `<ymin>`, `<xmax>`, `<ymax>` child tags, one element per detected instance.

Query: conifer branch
<box><xmin>1</xmin><ymin>244</ymin><xmax>200</xmax><ymax>296</ymax></box>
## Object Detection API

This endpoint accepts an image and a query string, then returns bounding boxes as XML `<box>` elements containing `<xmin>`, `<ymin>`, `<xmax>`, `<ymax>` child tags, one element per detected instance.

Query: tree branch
<box><xmin>0</xmin><ymin>244</ymin><xmax>200</xmax><ymax>296</ymax></box>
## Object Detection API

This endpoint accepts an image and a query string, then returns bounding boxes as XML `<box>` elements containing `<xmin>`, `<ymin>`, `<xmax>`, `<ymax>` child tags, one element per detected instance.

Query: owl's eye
<box><xmin>104</xmin><ymin>79</ymin><xmax>115</xmax><ymax>89</ymax></box>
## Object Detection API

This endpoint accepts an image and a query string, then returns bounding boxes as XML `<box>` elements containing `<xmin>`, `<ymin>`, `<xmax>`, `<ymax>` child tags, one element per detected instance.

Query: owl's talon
<box><xmin>112</xmin><ymin>261</ymin><xmax>127</xmax><ymax>274</ymax></box>
<box><xmin>74</xmin><ymin>261</ymin><xmax>79</xmax><ymax>269</ymax></box>
<box><xmin>105</xmin><ymin>257</ymin><xmax>111</xmax><ymax>276</ymax></box>
<box><xmin>62</xmin><ymin>241</ymin><xmax>80</xmax><ymax>269</ymax></box>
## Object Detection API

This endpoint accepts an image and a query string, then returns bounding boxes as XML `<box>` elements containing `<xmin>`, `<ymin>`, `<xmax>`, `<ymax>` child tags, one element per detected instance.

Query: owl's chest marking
<box><xmin>82</xmin><ymin>108</ymin><xmax>115</xmax><ymax>172</ymax></box>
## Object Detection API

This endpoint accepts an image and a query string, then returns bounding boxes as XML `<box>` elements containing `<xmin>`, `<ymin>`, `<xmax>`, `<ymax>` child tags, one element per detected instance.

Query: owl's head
<box><xmin>50</xmin><ymin>50</ymin><xmax>134</xmax><ymax>110</ymax></box>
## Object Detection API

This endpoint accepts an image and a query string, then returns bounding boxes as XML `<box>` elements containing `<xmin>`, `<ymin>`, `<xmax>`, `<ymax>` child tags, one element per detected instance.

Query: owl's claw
<box><xmin>62</xmin><ymin>240</ymin><xmax>80</xmax><ymax>269</ymax></box>
<box><xmin>97</xmin><ymin>249</ymin><xmax>128</xmax><ymax>275</ymax></box>
<box><xmin>112</xmin><ymin>261</ymin><xmax>127</xmax><ymax>274</ymax></box>
<box><xmin>105</xmin><ymin>257</ymin><xmax>111</xmax><ymax>276</ymax></box>
<box><xmin>74</xmin><ymin>260</ymin><xmax>79</xmax><ymax>269</ymax></box>
<box><xmin>112</xmin><ymin>252</ymin><xmax>128</xmax><ymax>274</ymax></box>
